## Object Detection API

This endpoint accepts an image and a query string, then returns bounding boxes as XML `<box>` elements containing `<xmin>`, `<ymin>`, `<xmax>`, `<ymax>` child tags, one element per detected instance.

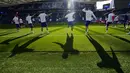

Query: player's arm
<box><xmin>46</xmin><ymin>13</ymin><xmax>52</xmax><ymax>16</ymax></box>
<box><xmin>12</xmin><ymin>18</ymin><xmax>14</xmax><ymax>24</ymax></box>
<box><xmin>65</xmin><ymin>14</ymin><xmax>68</xmax><ymax>18</ymax></box>
<box><xmin>92</xmin><ymin>12</ymin><xmax>97</xmax><ymax>20</ymax></box>
<box><xmin>73</xmin><ymin>12</ymin><xmax>76</xmax><ymax>19</ymax></box>
<box><xmin>82</xmin><ymin>8</ymin><xmax>86</xmax><ymax>12</ymax></box>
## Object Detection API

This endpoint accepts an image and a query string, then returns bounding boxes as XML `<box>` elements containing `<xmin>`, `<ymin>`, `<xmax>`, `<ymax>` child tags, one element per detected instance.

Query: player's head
<box><xmin>27</xmin><ymin>14</ymin><xmax>30</xmax><ymax>16</ymax></box>
<box><xmin>86</xmin><ymin>7</ymin><xmax>91</xmax><ymax>10</ymax></box>
<box><xmin>67</xmin><ymin>10</ymin><xmax>71</xmax><ymax>13</ymax></box>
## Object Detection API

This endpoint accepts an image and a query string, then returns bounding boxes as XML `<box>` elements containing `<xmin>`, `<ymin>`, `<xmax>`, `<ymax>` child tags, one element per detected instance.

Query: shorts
<box><xmin>20</xmin><ymin>23</ymin><xmax>23</xmax><ymax>25</ymax></box>
<box><xmin>41</xmin><ymin>22</ymin><xmax>47</xmax><ymax>27</ymax></box>
<box><xmin>85</xmin><ymin>21</ymin><xmax>91</xmax><ymax>26</ymax></box>
<box><xmin>68</xmin><ymin>21</ymin><xmax>74</xmax><ymax>27</ymax></box>
<box><xmin>15</xmin><ymin>24</ymin><xmax>20</xmax><ymax>28</ymax></box>
<box><xmin>29</xmin><ymin>24</ymin><xmax>33</xmax><ymax>28</ymax></box>
<box><xmin>106</xmin><ymin>22</ymin><xmax>112</xmax><ymax>26</ymax></box>
<box><xmin>123</xmin><ymin>21</ymin><xmax>127</xmax><ymax>24</ymax></box>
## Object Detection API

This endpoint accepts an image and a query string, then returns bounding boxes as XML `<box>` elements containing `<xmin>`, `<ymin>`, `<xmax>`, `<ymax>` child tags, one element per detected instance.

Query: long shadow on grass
<box><xmin>0</xmin><ymin>31</ymin><xmax>16</xmax><ymax>36</ymax></box>
<box><xmin>109</xmin><ymin>34</ymin><xmax>130</xmax><ymax>43</ymax></box>
<box><xmin>110</xmin><ymin>27</ymin><xmax>128</xmax><ymax>33</ymax></box>
<box><xmin>9</xmin><ymin>34</ymin><xmax>43</xmax><ymax>57</ymax></box>
<box><xmin>53</xmin><ymin>33</ymin><xmax>79</xmax><ymax>59</ymax></box>
<box><xmin>9</xmin><ymin>27</ymin><xmax>63</xmax><ymax>57</ymax></box>
<box><xmin>75</xmin><ymin>27</ymin><xmax>103</xmax><ymax>35</ymax></box>
<box><xmin>86</xmin><ymin>34</ymin><xmax>124</xmax><ymax>73</ymax></box>
<box><xmin>0</xmin><ymin>33</ymin><xmax>32</xmax><ymax>44</ymax></box>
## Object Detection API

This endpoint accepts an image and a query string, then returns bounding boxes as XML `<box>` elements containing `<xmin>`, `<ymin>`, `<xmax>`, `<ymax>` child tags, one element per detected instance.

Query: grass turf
<box><xmin>0</xmin><ymin>23</ymin><xmax>130</xmax><ymax>73</ymax></box>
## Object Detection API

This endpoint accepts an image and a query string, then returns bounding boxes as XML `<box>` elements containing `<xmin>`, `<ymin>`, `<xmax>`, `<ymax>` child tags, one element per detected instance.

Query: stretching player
<box><xmin>26</xmin><ymin>14</ymin><xmax>34</xmax><ymax>33</ymax></box>
<box><xmin>82</xmin><ymin>8</ymin><xmax>97</xmax><ymax>34</ymax></box>
<box><xmin>12</xmin><ymin>15</ymin><xmax>20</xmax><ymax>32</ymax></box>
<box><xmin>38</xmin><ymin>11</ymin><xmax>51</xmax><ymax>34</ymax></box>
<box><xmin>106</xmin><ymin>10</ymin><xmax>115</xmax><ymax>33</ymax></box>
<box><xmin>65</xmin><ymin>10</ymin><xmax>75</xmax><ymax>33</ymax></box>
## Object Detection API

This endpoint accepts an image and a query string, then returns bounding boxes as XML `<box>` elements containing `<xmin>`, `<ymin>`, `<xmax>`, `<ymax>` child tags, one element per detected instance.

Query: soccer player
<box><xmin>26</xmin><ymin>14</ymin><xmax>34</xmax><ymax>33</ymax></box>
<box><xmin>38</xmin><ymin>11</ymin><xmax>51</xmax><ymax>34</ymax></box>
<box><xmin>82</xmin><ymin>8</ymin><xmax>97</xmax><ymax>34</ymax></box>
<box><xmin>123</xmin><ymin>14</ymin><xmax>128</xmax><ymax>29</ymax></box>
<box><xmin>65</xmin><ymin>10</ymin><xmax>75</xmax><ymax>33</ymax></box>
<box><xmin>19</xmin><ymin>18</ymin><xmax>24</xmax><ymax>28</ymax></box>
<box><xmin>105</xmin><ymin>10</ymin><xmax>115</xmax><ymax>33</ymax></box>
<box><xmin>12</xmin><ymin>15</ymin><xmax>20</xmax><ymax>32</ymax></box>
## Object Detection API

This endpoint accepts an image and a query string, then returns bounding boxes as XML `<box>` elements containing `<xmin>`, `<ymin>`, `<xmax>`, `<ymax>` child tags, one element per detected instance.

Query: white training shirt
<box><xmin>26</xmin><ymin>15</ymin><xmax>32</xmax><ymax>24</ymax></box>
<box><xmin>13</xmin><ymin>16</ymin><xmax>19</xmax><ymax>24</ymax></box>
<box><xmin>19</xmin><ymin>18</ymin><xmax>23</xmax><ymax>23</ymax></box>
<box><xmin>82</xmin><ymin>17</ymin><xmax>84</xmax><ymax>20</ymax></box>
<box><xmin>65</xmin><ymin>12</ymin><xmax>75</xmax><ymax>22</ymax></box>
<box><xmin>38</xmin><ymin>13</ymin><xmax>47</xmax><ymax>23</ymax></box>
<box><xmin>114</xmin><ymin>16</ymin><xmax>119</xmax><ymax>21</ymax></box>
<box><xmin>82</xmin><ymin>8</ymin><xmax>97</xmax><ymax>21</ymax></box>
<box><xmin>107</xmin><ymin>13</ymin><xmax>115</xmax><ymax>22</ymax></box>
<box><xmin>50</xmin><ymin>19</ymin><xmax>52</xmax><ymax>21</ymax></box>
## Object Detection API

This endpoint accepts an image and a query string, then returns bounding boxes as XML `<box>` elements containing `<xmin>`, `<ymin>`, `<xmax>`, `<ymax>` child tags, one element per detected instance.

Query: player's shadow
<box><xmin>110</xmin><ymin>27</ymin><xmax>128</xmax><ymax>33</ymax></box>
<box><xmin>0</xmin><ymin>31</ymin><xmax>16</xmax><ymax>36</ymax></box>
<box><xmin>0</xmin><ymin>33</ymin><xmax>32</xmax><ymax>44</ymax></box>
<box><xmin>53</xmin><ymin>33</ymin><xmax>79</xmax><ymax>59</ymax></box>
<box><xmin>86</xmin><ymin>34</ymin><xmax>124</xmax><ymax>73</ymax></box>
<box><xmin>9</xmin><ymin>34</ymin><xmax>44</xmax><ymax>57</ymax></box>
<box><xmin>9</xmin><ymin>27</ymin><xmax>64</xmax><ymax>57</ymax></box>
<box><xmin>75</xmin><ymin>27</ymin><xmax>102</xmax><ymax>35</ymax></box>
<box><xmin>109</xmin><ymin>34</ymin><xmax>130</xmax><ymax>43</ymax></box>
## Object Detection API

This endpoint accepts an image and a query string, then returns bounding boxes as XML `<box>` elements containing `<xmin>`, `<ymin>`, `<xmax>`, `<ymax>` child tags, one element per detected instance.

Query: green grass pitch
<box><xmin>0</xmin><ymin>22</ymin><xmax>130</xmax><ymax>73</ymax></box>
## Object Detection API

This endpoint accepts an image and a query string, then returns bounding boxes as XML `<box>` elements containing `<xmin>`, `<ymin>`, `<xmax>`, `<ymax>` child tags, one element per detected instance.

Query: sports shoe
<box><xmin>47</xmin><ymin>31</ymin><xmax>50</xmax><ymax>34</ymax></box>
<box><xmin>85</xmin><ymin>32</ymin><xmax>88</xmax><ymax>35</ymax></box>
<box><xmin>31</xmin><ymin>31</ymin><xmax>34</xmax><ymax>34</ymax></box>
<box><xmin>105</xmin><ymin>30</ymin><xmax>108</xmax><ymax>33</ymax></box>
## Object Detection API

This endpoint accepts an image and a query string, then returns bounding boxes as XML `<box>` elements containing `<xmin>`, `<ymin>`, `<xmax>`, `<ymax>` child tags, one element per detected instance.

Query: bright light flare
<box><xmin>68</xmin><ymin>0</ymin><xmax>74</xmax><ymax>9</ymax></box>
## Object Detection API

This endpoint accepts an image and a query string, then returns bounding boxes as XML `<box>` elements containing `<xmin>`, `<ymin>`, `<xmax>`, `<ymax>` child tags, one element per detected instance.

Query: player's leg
<box><xmin>70</xmin><ymin>22</ymin><xmax>74</xmax><ymax>33</ymax></box>
<box><xmin>127</xmin><ymin>28</ymin><xmax>130</xmax><ymax>35</ymax></box>
<box><xmin>29</xmin><ymin>24</ymin><xmax>34</xmax><ymax>33</ymax></box>
<box><xmin>113</xmin><ymin>21</ymin><xmax>116</xmax><ymax>27</ymax></box>
<box><xmin>123</xmin><ymin>21</ymin><xmax>126</xmax><ymax>29</ymax></box>
<box><xmin>16</xmin><ymin>24</ymin><xmax>20</xmax><ymax>32</ymax></box>
<box><xmin>41</xmin><ymin>23</ymin><xmax>43</xmax><ymax>32</ymax></box>
<box><xmin>70</xmin><ymin>21</ymin><xmax>74</xmax><ymax>31</ymax></box>
<box><xmin>85</xmin><ymin>21</ymin><xmax>90</xmax><ymax>34</ymax></box>
<box><xmin>67</xmin><ymin>22</ymin><xmax>71</xmax><ymax>33</ymax></box>
<box><xmin>45</xmin><ymin>23</ymin><xmax>49</xmax><ymax>33</ymax></box>
<box><xmin>106</xmin><ymin>22</ymin><xmax>110</xmax><ymax>33</ymax></box>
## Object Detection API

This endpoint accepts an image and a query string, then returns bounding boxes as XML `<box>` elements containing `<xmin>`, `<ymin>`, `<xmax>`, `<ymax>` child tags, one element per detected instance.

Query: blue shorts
<box><xmin>68</xmin><ymin>21</ymin><xmax>74</xmax><ymax>27</ymax></box>
<box><xmin>85</xmin><ymin>21</ymin><xmax>91</xmax><ymax>26</ymax></box>
<box><xmin>15</xmin><ymin>24</ymin><xmax>20</xmax><ymax>28</ymax></box>
<box><xmin>29</xmin><ymin>24</ymin><xmax>33</xmax><ymax>28</ymax></box>
<box><xmin>41</xmin><ymin>22</ymin><xmax>47</xmax><ymax>27</ymax></box>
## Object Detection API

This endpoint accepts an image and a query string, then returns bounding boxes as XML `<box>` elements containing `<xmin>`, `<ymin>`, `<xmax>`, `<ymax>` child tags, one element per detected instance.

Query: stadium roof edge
<box><xmin>0</xmin><ymin>0</ymin><xmax>107</xmax><ymax>7</ymax></box>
